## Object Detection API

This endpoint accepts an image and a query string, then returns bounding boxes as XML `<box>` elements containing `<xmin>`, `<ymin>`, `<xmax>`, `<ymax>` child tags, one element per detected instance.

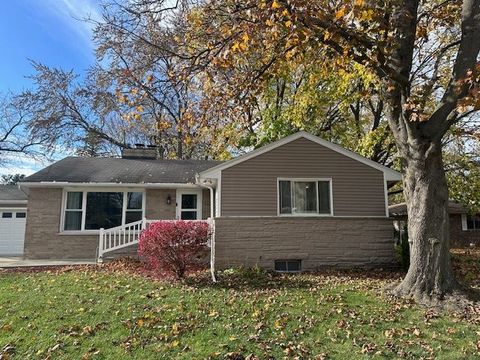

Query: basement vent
<box><xmin>274</xmin><ymin>259</ymin><xmax>301</xmax><ymax>272</ymax></box>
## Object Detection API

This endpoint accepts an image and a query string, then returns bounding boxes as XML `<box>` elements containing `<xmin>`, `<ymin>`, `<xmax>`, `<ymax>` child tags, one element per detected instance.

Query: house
<box><xmin>0</xmin><ymin>185</ymin><xmax>28</xmax><ymax>256</ymax></box>
<box><xmin>389</xmin><ymin>201</ymin><xmax>480</xmax><ymax>247</ymax></box>
<box><xmin>18</xmin><ymin>132</ymin><xmax>402</xmax><ymax>271</ymax></box>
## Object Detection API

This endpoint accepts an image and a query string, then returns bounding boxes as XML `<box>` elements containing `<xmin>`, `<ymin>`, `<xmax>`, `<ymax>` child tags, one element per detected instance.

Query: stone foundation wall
<box><xmin>214</xmin><ymin>217</ymin><xmax>397</xmax><ymax>270</ymax></box>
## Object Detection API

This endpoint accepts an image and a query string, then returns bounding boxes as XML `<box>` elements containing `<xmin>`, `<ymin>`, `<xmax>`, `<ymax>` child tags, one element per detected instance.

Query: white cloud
<box><xmin>0</xmin><ymin>165</ymin><xmax>36</xmax><ymax>177</ymax></box>
<box><xmin>36</xmin><ymin>0</ymin><xmax>103</xmax><ymax>58</ymax></box>
<box><xmin>0</xmin><ymin>154</ymin><xmax>51</xmax><ymax>177</ymax></box>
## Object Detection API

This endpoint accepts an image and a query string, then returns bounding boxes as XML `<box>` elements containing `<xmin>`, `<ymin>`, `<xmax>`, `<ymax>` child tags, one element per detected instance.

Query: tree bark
<box><xmin>392</xmin><ymin>138</ymin><xmax>460</xmax><ymax>302</ymax></box>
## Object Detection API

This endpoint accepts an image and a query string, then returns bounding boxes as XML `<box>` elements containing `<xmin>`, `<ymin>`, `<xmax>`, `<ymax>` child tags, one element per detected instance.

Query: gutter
<box><xmin>0</xmin><ymin>200</ymin><xmax>28</xmax><ymax>204</ymax></box>
<box><xmin>18</xmin><ymin>182</ymin><xmax>204</xmax><ymax>189</ymax></box>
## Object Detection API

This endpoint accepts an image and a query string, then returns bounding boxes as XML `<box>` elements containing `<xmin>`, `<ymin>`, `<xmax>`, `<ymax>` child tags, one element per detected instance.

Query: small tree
<box><xmin>1</xmin><ymin>174</ymin><xmax>25</xmax><ymax>185</ymax></box>
<box><xmin>138</xmin><ymin>220</ymin><xmax>210</xmax><ymax>279</ymax></box>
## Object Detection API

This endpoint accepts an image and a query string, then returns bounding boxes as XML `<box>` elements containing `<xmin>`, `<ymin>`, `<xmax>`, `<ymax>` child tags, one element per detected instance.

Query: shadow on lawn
<box><xmin>184</xmin><ymin>266</ymin><xmax>404</xmax><ymax>291</ymax></box>
<box><xmin>185</xmin><ymin>268</ymin><xmax>317</xmax><ymax>290</ymax></box>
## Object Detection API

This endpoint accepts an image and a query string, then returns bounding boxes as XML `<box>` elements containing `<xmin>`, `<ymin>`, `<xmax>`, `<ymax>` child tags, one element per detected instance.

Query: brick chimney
<box><xmin>121</xmin><ymin>144</ymin><xmax>158</xmax><ymax>159</ymax></box>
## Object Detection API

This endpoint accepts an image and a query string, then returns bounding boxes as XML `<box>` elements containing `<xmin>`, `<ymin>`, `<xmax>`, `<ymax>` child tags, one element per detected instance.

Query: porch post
<box><xmin>98</xmin><ymin>228</ymin><xmax>105</xmax><ymax>263</ymax></box>
<box><xmin>206</xmin><ymin>186</ymin><xmax>217</xmax><ymax>282</ymax></box>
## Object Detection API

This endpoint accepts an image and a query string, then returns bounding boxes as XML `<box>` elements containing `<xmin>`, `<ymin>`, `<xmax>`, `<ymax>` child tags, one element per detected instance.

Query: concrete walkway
<box><xmin>0</xmin><ymin>257</ymin><xmax>96</xmax><ymax>268</ymax></box>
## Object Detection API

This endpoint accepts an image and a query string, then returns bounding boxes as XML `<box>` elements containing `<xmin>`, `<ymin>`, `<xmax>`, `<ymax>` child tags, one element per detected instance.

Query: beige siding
<box><xmin>215</xmin><ymin>217</ymin><xmax>396</xmax><ymax>270</ymax></box>
<box><xmin>221</xmin><ymin>137</ymin><xmax>386</xmax><ymax>217</ymax></box>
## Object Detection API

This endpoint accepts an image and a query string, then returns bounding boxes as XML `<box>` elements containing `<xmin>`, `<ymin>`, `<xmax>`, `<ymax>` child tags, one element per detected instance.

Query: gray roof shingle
<box><xmin>0</xmin><ymin>185</ymin><xmax>28</xmax><ymax>201</ymax></box>
<box><xmin>22</xmin><ymin>157</ymin><xmax>222</xmax><ymax>184</ymax></box>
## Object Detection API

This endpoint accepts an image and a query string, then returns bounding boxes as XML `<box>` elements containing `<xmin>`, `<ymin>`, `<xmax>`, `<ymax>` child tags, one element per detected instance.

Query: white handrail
<box><xmin>98</xmin><ymin>219</ymin><xmax>149</xmax><ymax>261</ymax></box>
<box><xmin>97</xmin><ymin>219</ymin><xmax>210</xmax><ymax>262</ymax></box>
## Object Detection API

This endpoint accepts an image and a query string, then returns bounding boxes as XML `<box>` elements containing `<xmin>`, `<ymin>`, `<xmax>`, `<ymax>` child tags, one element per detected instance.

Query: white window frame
<box><xmin>60</xmin><ymin>188</ymin><xmax>146</xmax><ymax>234</ymax></box>
<box><xmin>176</xmin><ymin>189</ymin><xmax>203</xmax><ymax>220</ymax></box>
<box><xmin>277</xmin><ymin>178</ymin><xmax>333</xmax><ymax>217</ymax></box>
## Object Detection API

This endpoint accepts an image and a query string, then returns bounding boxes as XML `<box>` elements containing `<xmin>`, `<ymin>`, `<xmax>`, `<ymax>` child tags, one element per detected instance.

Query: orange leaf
<box><xmin>335</xmin><ymin>7</ymin><xmax>346</xmax><ymax>20</ymax></box>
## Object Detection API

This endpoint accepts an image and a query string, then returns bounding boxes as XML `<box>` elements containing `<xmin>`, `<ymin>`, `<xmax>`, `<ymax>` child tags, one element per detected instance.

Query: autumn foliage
<box><xmin>138</xmin><ymin>221</ymin><xmax>210</xmax><ymax>279</ymax></box>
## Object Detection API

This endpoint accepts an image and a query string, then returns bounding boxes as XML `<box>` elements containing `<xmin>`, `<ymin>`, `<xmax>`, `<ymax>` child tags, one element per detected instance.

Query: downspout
<box><xmin>196</xmin><ymin>174</ymin><xmax>217</xmax><ymax>283</ymax></box>
<box><xmin>205</xmin><ymin>185</ymin><xmax>217</xmax><ymax>283</ymax></box>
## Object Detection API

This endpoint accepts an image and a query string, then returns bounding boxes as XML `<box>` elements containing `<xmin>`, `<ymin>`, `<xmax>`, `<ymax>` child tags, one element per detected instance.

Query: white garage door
<box><xmin>0</xmin><ymin>209</ymin><xmax>27</xmax><ymax>255</ymax></box>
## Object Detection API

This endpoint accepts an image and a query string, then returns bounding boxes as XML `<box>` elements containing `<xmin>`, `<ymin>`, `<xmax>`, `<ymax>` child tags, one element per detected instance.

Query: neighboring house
<box><xmin>0</xmin><ymin>185</ymin><xmax>28</xmax><ymax>256</ymax></box>
<box><xmin>390</xmin><ymin>201</ymin><xmax>480</xmax><ymax>247</ymax></box>
<box><xmin>19</xmin><ymin>132</ymin><xmax>402</xmax><ymax>271</ymax></box>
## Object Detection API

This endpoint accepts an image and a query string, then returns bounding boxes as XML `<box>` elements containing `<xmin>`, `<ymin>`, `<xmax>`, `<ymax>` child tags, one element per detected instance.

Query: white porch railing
<box><xmin>97</xmin><ymin>219</ymin><xmax>214</xmax><ymax>262</ymax></box>
<box><xmin>98</xmin><ymin>218</ymin><xmax>158</xmax><ymax>261</ymax></box>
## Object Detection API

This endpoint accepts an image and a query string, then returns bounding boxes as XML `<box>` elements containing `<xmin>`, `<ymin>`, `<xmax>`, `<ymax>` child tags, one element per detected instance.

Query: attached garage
<box><xmin>0</xmin><ymin>185</ymin><xmax>28</xmax><ymax>256</ymax></box>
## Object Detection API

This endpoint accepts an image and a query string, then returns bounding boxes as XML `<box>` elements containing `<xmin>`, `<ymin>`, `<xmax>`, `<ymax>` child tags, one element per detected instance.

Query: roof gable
<box><xmin>200</xmin><ymin>131</ymin><xmax>402</xmax><ymax>181</ymax></box>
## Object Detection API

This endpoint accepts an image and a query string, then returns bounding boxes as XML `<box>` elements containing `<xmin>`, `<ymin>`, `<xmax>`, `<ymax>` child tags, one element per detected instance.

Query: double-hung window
<box><xmin>62</xmin><ymin>190</ymin><xmax>144</xmax><ymax>231</ymax></box>
<box><xmin>64</xmin><ymin>192</ymin><xmax>83</xmax><ymax>230</ymax></box>
<box><xmin>278</xmin><ymin>179</ymin><xmax>332</xmax><ymax>216</ymax></box>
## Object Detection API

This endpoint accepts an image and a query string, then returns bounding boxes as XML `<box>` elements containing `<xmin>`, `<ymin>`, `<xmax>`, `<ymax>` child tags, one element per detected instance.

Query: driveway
<box><xmin>0</xmin><ymin>257</ymin><xmax>96</xmax><ymax>268</ymax></box>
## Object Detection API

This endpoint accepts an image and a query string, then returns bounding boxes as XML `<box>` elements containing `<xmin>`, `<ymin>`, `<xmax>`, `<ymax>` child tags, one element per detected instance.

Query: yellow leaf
<box><xmin>242</xmin><ymin>32</ymin><xmax>250</xmax><ymax>42</ymax></box>
<box><xmin>285</xmin><ymin>20</ymin><xmax>292</xmax><ymax>27</ymax></box>
<box><xmin>172</xmin><ymin>322</ymin><xmax>179</xmax><ymax>333</ymax></box>
<box><xmin>209</xmin><ymin>310</ymin><xmax>219</xmax><ymax>317</ymax></box>
<box><xmin>335</xmin><ymin>7</ymin><xmax>346</xmax><ymax>20</ymax></box>
<box><xmin>354</xmin><ymin>0</ymin><xmax>365</xmax><ymax>6</ymax></box>
<box><xmin>272</xmin><ymin>0</ymin><xmax>281</xmax><ymax>9</ymax></box>
<box><xmin>137</xmin><ymin>319</ymin><xmax>144</xmax><ymax>327</ymax></box>
<box><xmin>265</xmin><ymin>19</ymin><xmax>274</xmax><ymax>26</ymax></box>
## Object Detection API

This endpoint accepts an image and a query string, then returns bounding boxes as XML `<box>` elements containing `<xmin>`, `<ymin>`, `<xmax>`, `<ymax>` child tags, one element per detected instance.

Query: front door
<box><xmin>176</xmin><ymin>190</ymin><xmax>202</xmax><ymax>220</ymax></box>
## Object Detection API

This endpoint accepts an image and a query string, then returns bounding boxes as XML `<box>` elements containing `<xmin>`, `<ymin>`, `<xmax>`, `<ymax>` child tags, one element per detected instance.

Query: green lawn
<box><xmin>1</xmin><ymin>256</ymin><xmax>479</xmax><ymax>359</ymax></box>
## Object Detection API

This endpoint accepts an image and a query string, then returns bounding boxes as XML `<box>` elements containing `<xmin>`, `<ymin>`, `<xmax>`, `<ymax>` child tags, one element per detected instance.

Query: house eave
<box><xmin>19</xmin><ymin>182</ymin><xmax>203</xmax><ymax>189</ymax></box>
<box><xmin>0</xmin><ymin>200</ymin><xmax>28</xmax><ymax>204</ymax></box>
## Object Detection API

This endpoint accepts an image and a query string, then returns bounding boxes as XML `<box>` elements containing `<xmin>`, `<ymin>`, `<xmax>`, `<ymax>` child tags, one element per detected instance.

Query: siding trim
<box><xmin>383</xmin><ymin>174</ymin><xmax>389</xmax><ymax>217</ymax></box>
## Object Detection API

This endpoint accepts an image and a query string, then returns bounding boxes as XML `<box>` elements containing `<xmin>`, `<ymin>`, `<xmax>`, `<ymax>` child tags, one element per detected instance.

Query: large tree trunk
<box><xmin>392</xmin><ymin>139</ymin><xmax>460</xmax><ymax>302</ymax></box>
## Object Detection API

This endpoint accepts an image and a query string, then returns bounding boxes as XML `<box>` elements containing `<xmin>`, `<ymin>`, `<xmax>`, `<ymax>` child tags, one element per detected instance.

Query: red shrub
<box><xmin>138</xmin><ymin>220</ymin><xmax>210</xmax><ymax>279</ymax></box>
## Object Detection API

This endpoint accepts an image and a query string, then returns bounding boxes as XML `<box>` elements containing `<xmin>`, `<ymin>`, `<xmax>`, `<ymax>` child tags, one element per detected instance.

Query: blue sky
<box><xmin>0</xmin><ymin>0</ymin><xmax>101</xmax><ymax>176</ymax></box>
